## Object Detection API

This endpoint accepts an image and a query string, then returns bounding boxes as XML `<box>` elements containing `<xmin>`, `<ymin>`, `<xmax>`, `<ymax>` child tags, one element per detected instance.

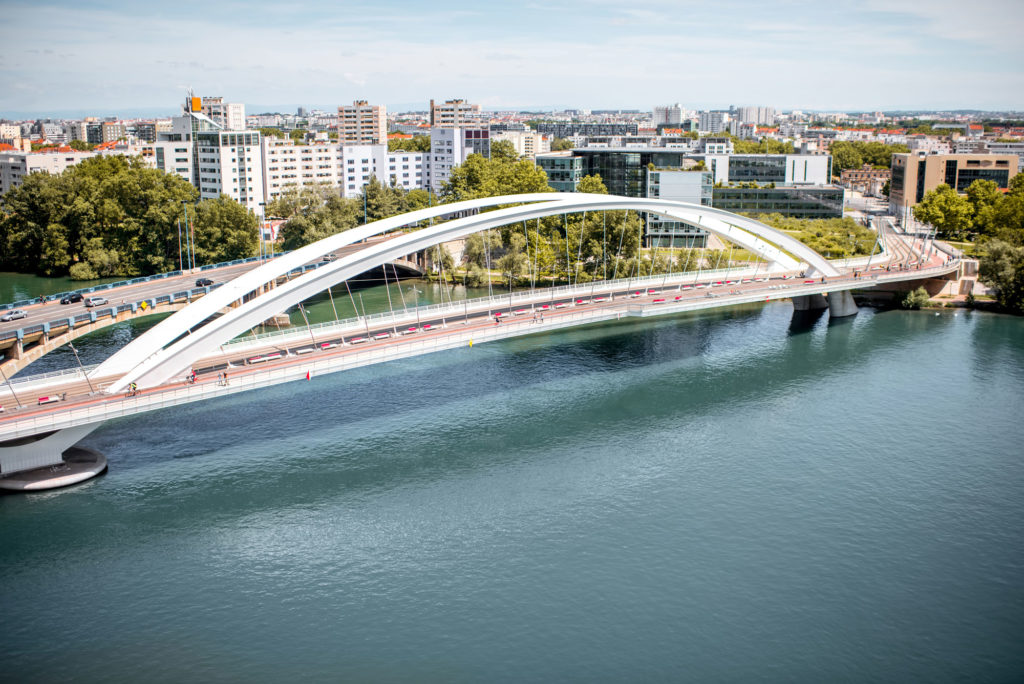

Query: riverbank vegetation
<box><xmin>914</xmin><ymin>175</ymin><xmax>1024</xmax><ymax>313</ymax></box>
<box><xmin>0</xmin><ymin>156</ymin><xmax>257</xmax><ymax>279</ymax></box>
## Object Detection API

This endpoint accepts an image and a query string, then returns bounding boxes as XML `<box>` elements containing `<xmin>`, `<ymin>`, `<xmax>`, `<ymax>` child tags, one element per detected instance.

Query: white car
<box><xmin>1</xmin><ymin>309</ymin><xmax>27</xmax><ymax>322</ymax></box>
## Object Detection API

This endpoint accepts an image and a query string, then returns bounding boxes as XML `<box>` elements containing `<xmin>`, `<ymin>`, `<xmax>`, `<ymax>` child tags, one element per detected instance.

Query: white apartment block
<box><xmin>339</xmin><ymin>144</ymin><xmax>388</xmax><ymax>197</ymax></box>
<box><xmin>338</xmin><ymin>100</ymin><xmax>386</xmax><ymax>145</ymax></box>
<box><xmin>698</xmin><ymin>111</ymin><xmax>729</xmax><ymax>134</ymax></box>
<box><xmin>0</xmin><ymin>150</ymin><xmax>96</xmax><ymax>195</ymax></box>
<box><xmin>426</xmin><ymin>127</ymin><xmax>490</xmax><ymax>193</ymax></box>
<box><xmin>491</xmin><ymin>130</ymin><xmax>550</xmax><ymax>159</ymax></box>
<box><xmin>429</xmin><ymin>99</ymin><xmax>482</xmax><ymax>128</ymax></box>
<box><xmin>194</xmin><ymin>129</ymin><xmax>265</xmax><ymax>211</ymax></box>
<box><xmin>385</xmin><ymin>151</ymin><xmax>426</xmax><ymax>191</ymax></box>
<box><xmin>703</xmin><ymin>154</ymin><xmax>831</xmax><ymax>186</ymax></box>
<box><xmin>261</xmin><ymin>137</ymin><xmax>342</xmax><ymax>200</ymax></box>
<box><xmin>654</xmin><ymin>104</ymin><xmax>683</xmax><ymax>127</ymax></box>
<box><xmin>0</xmin><ymin>123</ymin><xmax>19</xmax><ymax>142</ymax></box>
<box><xmin>143</xmin><ymin>140</ymin><xmax>193</xmax><ymax>183</ymax></box>
<box><xmin>736</xmin><ymin>106</ymin><xmax>776</xmax><ymax>125</ymax></box>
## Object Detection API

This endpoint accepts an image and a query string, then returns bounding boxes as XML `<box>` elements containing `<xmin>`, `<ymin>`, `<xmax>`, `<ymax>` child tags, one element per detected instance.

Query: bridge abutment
<box><xmin>0</xmin><ymin>423</ymin><xmax>106</xmax><ymax>491</ymax></box>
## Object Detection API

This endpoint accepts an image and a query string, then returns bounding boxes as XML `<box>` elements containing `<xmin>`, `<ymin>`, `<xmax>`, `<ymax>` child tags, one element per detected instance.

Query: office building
<box><xmin>338</xmin><ymin>100</ymin><xmax>386</xmax><ymax>145</ymax></box>
<box><xmin>711</xmin><ymin>186</ymin><xmax>844</xmax><ymax>219</ymax></box>
<box><xmin>646</xmin><ymin>168</ymin><xmax>714</xmax><ymax>247</ymax></box>
<box><xmin>889</xmin><ymin>152</ymin><xmax>1019</xmax><ymax>210</ymax></box>
<box><xmin>536</xmin><ymin>152</ymin><xmax>583</xmax><ymax>192</ymax></box>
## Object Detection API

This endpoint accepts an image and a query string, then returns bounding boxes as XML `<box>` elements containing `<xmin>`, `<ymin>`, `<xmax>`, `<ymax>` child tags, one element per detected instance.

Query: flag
<box><xmin>306</xmin><ymin>370</ymin><xmax>310</xmax><ymax>381</ymax></box>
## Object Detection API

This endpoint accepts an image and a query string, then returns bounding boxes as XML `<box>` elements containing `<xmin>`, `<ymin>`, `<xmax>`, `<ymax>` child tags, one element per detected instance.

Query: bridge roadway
<box><xmin>0</xmin><ymin>234</ymin><xmax>408</xmax><ymax>335</ymax></box>
<box><xmin>0</xmin><ymin>246</ymin><xmax>959</xmax><ymax>441</ymax></box>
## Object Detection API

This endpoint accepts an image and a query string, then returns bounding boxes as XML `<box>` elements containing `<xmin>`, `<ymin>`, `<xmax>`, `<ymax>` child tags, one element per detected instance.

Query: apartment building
<box><xmin>193</xmin><ymin>128</ymin><xmax>265</xmax><ymax>211</ymax></box>
<box><xmin>425</xmin><ymin>127</ymin><xmax>490</xmax><ymax>192</ymax></box>
<box><xmin>653</xmin><ymin>104</ymin><xmax>683</xmax><ymax>127</ymax></box>
<box><xmin>429</xmin><ymin>99</ymin><xmax>482</xmax><ymax>128</ymax></box>
<box><xmin>262</xmin><ymin>137</ymin><xmax>342</xmax><ymax>200</ymax></box>
<box><xmin>337</xmin><ymin>100</ymin><xmax>386</xmax><ymax>144</ymax></box>
<box><xmin>491</xmin><ymin>129</ymin><xmax>550</xmax><ymax>159</ymax></box>
<box><xmin>0</xmin><ymin>149</ymin><xmax>96</xmax><ymax>194</ymax></box>
<box><xmin>200</xmin><ymin>97</ymin><xmax>246</xmax><ymax>131</ymax></box>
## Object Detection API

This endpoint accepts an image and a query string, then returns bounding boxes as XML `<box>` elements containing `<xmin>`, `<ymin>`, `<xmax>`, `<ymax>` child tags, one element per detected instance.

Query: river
<box><xmin>1</xmin><ymin>298</ymin><xmax>1022</xmax><ymax>682</ymax></box>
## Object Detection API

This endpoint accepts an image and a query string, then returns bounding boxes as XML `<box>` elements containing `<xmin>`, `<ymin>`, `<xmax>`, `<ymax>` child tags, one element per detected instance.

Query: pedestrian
<box><xmin>223</xmin><ymin>371</ymin><xmax>228</xmax><ymax>385</ymax></box>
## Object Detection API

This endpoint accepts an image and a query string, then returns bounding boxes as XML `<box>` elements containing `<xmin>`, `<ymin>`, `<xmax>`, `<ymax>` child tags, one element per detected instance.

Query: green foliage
<box><xmin>755</xmin><ymin>214</ymin><xmax>877</xmax><ymax>257</ymax></box>
<box><xmin>913</xmin><ymin>184</ymin><xmax>973</xmax><ymax>240</ymax></box>
<box><xmin>67</xmin><ymin>139</ymin><xmax>95</xmax><ymax>151</ymax></box>
<box><xmin>549</xmin><ymin>138</ymin><xmax>574</xmax><ymax>151</ymax></box>
<box><xmin>259</xmin><ymin>127</ymin><xmax>286</xmax><ymax>139</ymax></box>
<box><xmin>289</xmin><ymin>129</ymin><xmax>307</xmax><ymax>143</ymax></box>
<box><xmin>441</xmin><ymin>153</ymin><xmax>553</xmax><ymax>202</ymax></box>
<box><xmin>271</xmin><ymin>185</ymin><xmax>360</xmax><ymax>251</ymax></box>
<box><xmin>0</xmin><ymin>155</ymin><xmax>257</xmax><ymax>278</ymax></box>
<box><xmin>830</xmin><ymin>141</ymin><xmax>910</xmax><ymax>174</ymax></box>
<box><xmin>731</xmin><ymin>137</ymin><xmax>795</xmax><ymax>154</ymax></box>
<box><xmin>576</xmin><ymin>175</ymin><xmax>608</xmax><ymax>195</ymax></box>
<box><xmin>979</xmin><ymin>239</ymin><xmax>1024</xmax><ymax>314</ymax></box>
<box><xmin>388</xmin><ymin>136</ymin><xmax>431</xmax><ymax>152</ymax></box>
<box><xmin>490</xmin><ymin>139</ymin><xmax>519</xmax><ymax>162</ymax></box>
<box><xmin>901</xmin><ymin>286</ymin><xmax>931</xmax><ymax>310</ymax></box>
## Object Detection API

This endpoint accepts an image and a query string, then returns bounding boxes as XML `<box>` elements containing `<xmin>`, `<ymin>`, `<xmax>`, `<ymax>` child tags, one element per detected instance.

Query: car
<box><xmin>0</xmin><ymin>309</ymin><xmax>28</xmax><ymax>322</ymax></box>
<box><xmin>195</xmin><ymin>277</ymin><xmax>214</xmax><ymax>287</ymax></box>
<box><xmin>322</xmin><ymin>253</ymin><xmax>338</xmax><ymax>262</ymax></box>
<box><xmin>84</xmin><ymin>296</ymin><xmax>107</xmax><ymax>307</ymax></box>
<box><xmin>60</xmin><ymin>293</ymin><xmax>84</xmax><ymax>305</ymax></box>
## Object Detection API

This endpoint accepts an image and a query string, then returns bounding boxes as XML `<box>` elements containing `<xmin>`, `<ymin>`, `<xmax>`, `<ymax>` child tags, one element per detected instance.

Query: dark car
<box><xmin>60</xmin><ymin>293</ymin><xmax>84</xmax><ymax>305</ymax></box>
<box><xmin>196</xmin><ymin>277</ymin><xmax>215</xmax><ymax>287</ymax></box>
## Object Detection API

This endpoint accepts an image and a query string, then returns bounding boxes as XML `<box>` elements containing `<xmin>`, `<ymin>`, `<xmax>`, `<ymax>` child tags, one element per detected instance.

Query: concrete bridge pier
<box><xmin>791</xmin><ymin>294</ymin><xmax>829</xmax><ymax>311</ymax></box>
<box><xmin>0</xmin><ymin>423</ymin><xmax>106</xmax><ymax>491</ymax></box>
<box><xmin>827</xmin><ymin>290</ymin><xmax>859</xmax><ymax>318</ymax></box>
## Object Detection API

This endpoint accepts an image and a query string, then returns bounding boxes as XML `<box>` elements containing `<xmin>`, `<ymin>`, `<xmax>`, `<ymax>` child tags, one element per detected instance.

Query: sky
<box><xmin>2</xmin><ymin>0</ymin><xmax>1023</xmax><ymax>118</ymax></box>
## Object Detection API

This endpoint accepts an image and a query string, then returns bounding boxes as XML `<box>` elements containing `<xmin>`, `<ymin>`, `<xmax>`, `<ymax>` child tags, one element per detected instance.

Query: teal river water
<box><xmin>2</xmin><ymin>290</ymin><xmax>1023</xmax><ymax>681</ymax></box>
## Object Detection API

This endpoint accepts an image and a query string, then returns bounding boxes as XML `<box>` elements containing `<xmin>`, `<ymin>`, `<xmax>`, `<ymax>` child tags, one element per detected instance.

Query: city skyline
<box><xmin>3</xmin><ymin>0</ymin><xmax>1024</xmax><ymax>118</ymax></box>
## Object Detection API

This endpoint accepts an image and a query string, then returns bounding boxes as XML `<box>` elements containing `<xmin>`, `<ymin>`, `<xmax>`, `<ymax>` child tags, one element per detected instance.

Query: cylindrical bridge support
<box><xmin>827</xmin><ymin>290</ymin><xmax>859</xmax><ymax>318</ymax></box>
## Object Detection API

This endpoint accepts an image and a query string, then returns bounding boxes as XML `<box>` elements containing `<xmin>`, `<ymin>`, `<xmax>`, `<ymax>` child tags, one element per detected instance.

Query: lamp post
<box><xmin>257</xmin><ymin>201</ymin><xmax>266</xmax><ymax>261</ymax></box>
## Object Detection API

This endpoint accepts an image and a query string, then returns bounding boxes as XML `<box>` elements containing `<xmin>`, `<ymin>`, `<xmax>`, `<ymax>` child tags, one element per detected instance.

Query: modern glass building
<box><xmin>536</xmin><ymin>154</ymin><xmax>583</xmax><ymax>192</ymax></box>
<box><xmin>711</xmin><ymin>186</ymin><xmax>844</xmax><ymax>218</ymax></box>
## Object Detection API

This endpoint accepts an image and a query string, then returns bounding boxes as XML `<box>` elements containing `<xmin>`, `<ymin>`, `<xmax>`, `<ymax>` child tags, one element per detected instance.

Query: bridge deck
<box><xmin>0</xmin><ymin>254</ymin><xmax>960</xmax><ymax>442</ymax></box>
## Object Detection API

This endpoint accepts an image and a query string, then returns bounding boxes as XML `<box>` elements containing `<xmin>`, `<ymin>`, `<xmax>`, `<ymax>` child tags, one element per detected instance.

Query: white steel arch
<box><xmin>100</xmin><ymin>194</ymin><xmax>838</xmax><ymax>392</ymax></box>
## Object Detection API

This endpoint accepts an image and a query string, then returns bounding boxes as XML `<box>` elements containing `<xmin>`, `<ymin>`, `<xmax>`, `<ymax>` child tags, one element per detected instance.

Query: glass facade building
<box><xmin>711</xmin><ymin>186</ymin><xmax>844</xmax><ymax>219</ymax></box>
<box><xmin>536</xmin><ymin>155</ymin><xmax>583</xmax><ymax>192</ymax></box>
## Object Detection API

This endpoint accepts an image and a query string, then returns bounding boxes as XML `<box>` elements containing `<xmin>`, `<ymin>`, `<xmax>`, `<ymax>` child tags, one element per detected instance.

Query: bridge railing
<box><xmin>218</xmin><ymin>266</ymin><xmax>770</xmax><ymax>350</ymax></box>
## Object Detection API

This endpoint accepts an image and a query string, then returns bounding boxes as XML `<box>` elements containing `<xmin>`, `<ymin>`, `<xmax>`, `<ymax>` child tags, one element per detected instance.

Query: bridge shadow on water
<box><xmin>48</xmin><ymin>301</ymin><xmax>911</xmax><ymax>531</ymax></box>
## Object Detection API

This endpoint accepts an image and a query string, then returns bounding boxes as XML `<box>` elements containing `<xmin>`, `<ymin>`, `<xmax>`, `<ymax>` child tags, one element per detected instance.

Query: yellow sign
<box><xmin>191</xmin><ymin>97</ymin><xmax>201</xmax><ymax>112</ymax></box>
<box><xmin>140</xmin><ymin>300</ymin><xmax>148</xmax><ymax>310</ymax></box>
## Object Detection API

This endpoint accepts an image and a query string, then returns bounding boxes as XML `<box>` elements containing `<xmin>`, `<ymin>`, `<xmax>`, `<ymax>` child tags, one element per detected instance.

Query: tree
<box><xmin>192</xmin><ymin>196</ymin><xmax>258</xmax><ymax>264</ymax></box>
<box><xmin>576</xmin><ymin>174</ymin><xmax>608</xmax><ymax>195</ymax></box>
<box><xmin>913</xmin><ymin>184</ymin><xmax>973</xmax><ymax>240</ymax></box>
<box><xmin>388</xmin><ymin>136</ymin><xmax>431</xmax><ymax>152</ymax></box>
<box><xmin>901</xmin><ymin>286</ymin><xmax>931</xmax><ymax>310</ymax></box>
<box><xmin>980</xmin><ymin>240</ymin><xmax>1024</xmax><ymax>314</ymax></box>
<box><xmin>966</xmin><ymin>179</ymin><xmax>1003</xmax><ymax>237</ymax></box>
<box><xmin>289</xmin><ymin>129</ymin><xmax>307</xmax><ymax>144</ymax></box>
<box><xmin>361</xmin><ymin>176</ymin><xmax>403</xmax><ymax>222</ymax></box>
<box><xmin>259</xmin><ymin>127</ymin><xmax>286</xmax><ymax>139</ymax></box>
<box><xmin>67</xmin><ymin>139</ymin><xmax>95</xmax><ymax>151</ymax></box>
<box><xmin>490</xmin><ymin>139</ymin><xmax>519</xmax><ymax>162</ymax></box>
<box><xmin>442</xmin><ymin>153</ymin><xmax>553</xmax><ymax>201</ymax></box>
<box><xmin>550</xmin><ymin>138</ymin><xmax>574</xmax><ymax>151</ymax></box>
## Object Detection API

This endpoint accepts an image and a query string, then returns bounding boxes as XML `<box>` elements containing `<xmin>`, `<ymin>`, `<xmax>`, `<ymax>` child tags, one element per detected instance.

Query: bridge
<box><xmin>0</xmin><ymin>193</ymin><xmax>961</xmax><ymax>489</ymax></box>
